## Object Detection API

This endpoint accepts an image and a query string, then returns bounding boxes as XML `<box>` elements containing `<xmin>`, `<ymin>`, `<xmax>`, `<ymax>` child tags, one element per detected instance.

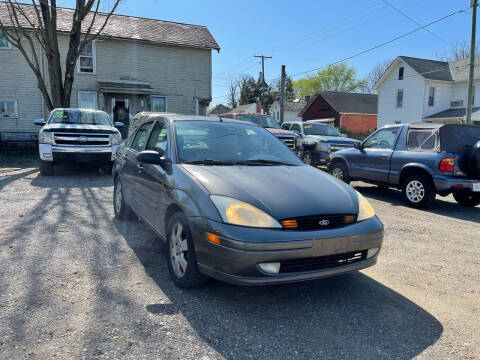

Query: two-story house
<box><xmin>0</xmin><ymin>3</ymin><xmax>220</xmax><ymax>138</ymax></box>
<box><xmin>376</xmin><ymin>55</ymin><xmax>480</xmax><ymax>127</ymax></box>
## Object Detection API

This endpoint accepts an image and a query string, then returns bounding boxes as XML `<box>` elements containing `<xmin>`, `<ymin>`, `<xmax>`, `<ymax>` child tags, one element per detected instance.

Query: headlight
<box><xmin>111</xmin><ymin>133</ymin><xmax>122</xmax><ymax>145</ymax></box>
<box><xmin>317</xmin><ymin>142</ymin><xmax>328</xmax><ymax>152</ymax></box>
<box><xmin>356</xmin><ymin>191</ymin><xmax>375</xmax><ymax>221</ymax></box>
<box><xmin>210</xmin><ymin>195</ymin><xmax>282</xmax><ymax>228</ymax></box>
<box><xmin>38</xmin><ymin>131</ymin><xmax>52</xmax><ymax>144</ymax></box>
<box><xmin>295</xmin><ymin>136</ymin><xmax>302</xmax><ymax>147</ymax></box>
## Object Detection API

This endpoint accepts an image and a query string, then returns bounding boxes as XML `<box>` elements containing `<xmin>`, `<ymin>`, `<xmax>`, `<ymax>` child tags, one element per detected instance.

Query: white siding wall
<box><xmin>450</xmin><ymin>80</ymin><xmax>480</xmax><ymax>108</ymax></box>
<box><xmin>422</xmin><ymin>81</ymin><xmax>452</xmax><ymax>118</ymax></box>
<box><xmin>270</xmin><ymin>103</ymin><xmax>302</xmax><ymax>122</ymax></box>
<box><xmin>377</xmin><ymin>60</ymin><xmax>426</xmax><ymax>127</ymax></box>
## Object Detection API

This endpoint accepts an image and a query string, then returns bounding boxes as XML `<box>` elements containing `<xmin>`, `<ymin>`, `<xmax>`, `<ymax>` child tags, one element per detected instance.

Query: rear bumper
<box><xmin>188</xmin><ymin>216</ymin><xmax>384</xmax><ymax>285</ymax></box>
<box><xmin>39</xmin><ymin>143</ymin><xmax>118</xmax><ymax>162</ymax></box>
<box><xmin>433</xmin><ymin>175</ymin><xmax>480</xmax><ymax>193</ymax></box>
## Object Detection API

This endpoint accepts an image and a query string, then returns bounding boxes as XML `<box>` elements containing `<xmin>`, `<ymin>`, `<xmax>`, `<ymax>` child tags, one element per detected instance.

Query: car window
<box><xmin>48</xmin><ymin>109</ymin><xmax>112</xmax><ymax>126</ymax></box>
<box><xmin>363</xmin><ymin>127</ymin><xmax>400</xmax><ymax>149</ymax></box>
<box><xmin>146</xmin><ymin>121</ymin><xmax>168</xmax><ymax>155</ymax></box>
<box><xmin>291</xmin><ymin>124</ymin><xmax>301</xmax><ymax>133</ymax></box>
<box><xmin>130</xmin><ymin>122</ymin><xmax>153</xmax><ymax>152</ymax></box>
<box><xmin>407</xmin><ymin>129</ymin><xmax>439</xmax><ymax>151</ymax></box>
<box><xmin>281</xmin><ymin>123</ymin><xmax>291</xmax><ymax>130</ymax></box>
<box><xmin>304</xmin><ymin>123</ymin><xmax>341</xmax><ymax>136</ymax></box>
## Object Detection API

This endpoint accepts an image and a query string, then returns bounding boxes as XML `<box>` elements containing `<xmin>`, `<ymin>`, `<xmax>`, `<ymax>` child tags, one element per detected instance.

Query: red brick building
<box><xmin>299</xmin><ymin>92</ymin><xmax>378</xmax><ymax>134</ymax></box>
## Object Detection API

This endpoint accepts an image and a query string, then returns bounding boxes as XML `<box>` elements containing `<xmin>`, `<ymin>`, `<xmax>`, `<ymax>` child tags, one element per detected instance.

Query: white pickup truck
<box><xmin>34</xmin><ymin>108</ymin><xmax>124</xmax><ymax>175</ymax></box>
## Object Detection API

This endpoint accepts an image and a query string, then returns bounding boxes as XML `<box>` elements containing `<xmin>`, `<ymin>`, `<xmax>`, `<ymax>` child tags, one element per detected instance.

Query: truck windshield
<box><xmin>234</xmin><ymin>114</ymin><xmax>281</xmax><ymax>129</ymax></box>
<box><xmin>48</xmin><ymin>109</ymin><xmax>112</xmax><ymax>126</ymax></box>
<box><xmin>304</xmin><ymin>123</ymin><xmax>341</xmax><ymax>136</ymax></box>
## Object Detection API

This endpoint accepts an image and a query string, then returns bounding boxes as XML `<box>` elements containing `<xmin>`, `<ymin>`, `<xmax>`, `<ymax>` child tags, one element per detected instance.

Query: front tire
<box><xmin>302</xmin><ymin>151</ymin><xmax>313</xmax><ymax>166</ymax></box>
<box><xmin>113</xmin><ymin>177</ymin><xmax>134</xmax><ymax>220</ymax></box>
<box><xmin>39</xmin><ymin>161</ymin><xmax>53</xmax><ymax>176</ymax></box>
<box><xmin>453</xmin><ymin>191</ymin><xmax>480</xmax><ymax>207</ymax></box>
<box><xmin>330</xmin><ymin>161</ymin><xmax>350</xmax><ymax>184</ymax></box>
<box><xmin>401</xmin><ymin>173</ymin><xmax>436</xmax><ymax>208</ymax></box>
<box><xmin>166</xmin><ymin>212</ymin><xmax>208</xmax><ymax>288</ymax></box>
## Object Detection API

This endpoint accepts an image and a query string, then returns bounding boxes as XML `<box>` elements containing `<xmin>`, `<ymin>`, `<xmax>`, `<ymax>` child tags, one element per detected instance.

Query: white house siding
<box><xmin>450</xmin><ymin>81</ymin><xmax>480</xmax><ymax>108</ymax></box>
<box><xmin>422</xmin><ymin>81</ymin><xmax>452</xmax><ymax>118</ymax></box>
<box><xmin>270</xmin><ymin>103</ymin><xmax>302</xmax><ymax>123</ymax></box>
<box><xmin>0</xmin><ymin>34</ymin><xmax>212</xmax><ymax>135</ymax></box>
<box><xmin>377</xmin><ymin>61</ymin><xmax>425</xmax><ymax>127</ymax></box>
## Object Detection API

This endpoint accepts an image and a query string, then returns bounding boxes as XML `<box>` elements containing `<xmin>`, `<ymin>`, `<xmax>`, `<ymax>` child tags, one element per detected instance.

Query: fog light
<box><xmin>367</xmin><ymin>247</ymin><xmax>379</xmax><ymax>259</ymax></box>
<box><xmin>258</xmin><ymin>262</ymin><xmax>280</xmax><ymax>274</ymax></box>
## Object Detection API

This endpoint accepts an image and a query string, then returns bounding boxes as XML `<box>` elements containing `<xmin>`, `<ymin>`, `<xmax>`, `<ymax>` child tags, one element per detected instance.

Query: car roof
<box><xmin>134</xmin><ymin>112</ymin><xmax>259</xmax><ymax>126</ymax></box>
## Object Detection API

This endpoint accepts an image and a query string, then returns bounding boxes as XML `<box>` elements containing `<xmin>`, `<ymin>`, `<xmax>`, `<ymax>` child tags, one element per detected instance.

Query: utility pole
<box><xmin>254</xmin><ymin>55</ymin><xmax>272</xmax><ymax>113</ymax></box>
<box><xmin>280</xmin><ymin>65</ymin><xmax>286</xmax><ymax>124</ymax></box>
<box><xmin>466</xmin><ymin>0</ymin><xmax>478</xmax><ymax>125</ymax></box>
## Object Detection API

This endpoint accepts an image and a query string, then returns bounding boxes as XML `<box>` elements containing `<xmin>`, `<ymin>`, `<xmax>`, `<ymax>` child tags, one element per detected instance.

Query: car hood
<box><xmin>41</xmin><ymin>123</ymin><xmax>118</xmax><ymax>134</ymax></box>
<box><xmin>306</xmin><ymin>135</ymin><xmax>359</xmax><ymax>144</ymax></box>
<box><xmin>182</xmin><ymin>164</ymin><xmax>358</xmax><ymax>219</ymax></box>
<box><xmin>266</xmin><ymin>128</ymin><xmax>297</xmax><ymax>136</ymax></box>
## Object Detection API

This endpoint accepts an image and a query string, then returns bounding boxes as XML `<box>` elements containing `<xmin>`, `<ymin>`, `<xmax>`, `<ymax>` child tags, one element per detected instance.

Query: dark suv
<box><xmin>329</xmin><ymin>123</ymin><xmax>480</xmax><ymax>208</ymax></box>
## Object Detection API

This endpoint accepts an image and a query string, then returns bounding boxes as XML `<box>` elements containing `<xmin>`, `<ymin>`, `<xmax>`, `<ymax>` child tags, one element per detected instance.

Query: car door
<box><xmin>123</xmin><ymin>121</ymin><xmax>154</xmax><ymax>214</ymax></box>
<box><xmin>136</xmin><ymin>120</ymin><xmax>171</xmax><ymax>233</ymax></box>
<box><xmin>354</xmin><ymin>127</ymin><xmax>401</xmax><ymax>183</ymax></box>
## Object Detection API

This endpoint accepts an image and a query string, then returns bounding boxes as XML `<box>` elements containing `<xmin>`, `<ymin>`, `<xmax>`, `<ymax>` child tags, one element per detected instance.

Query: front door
<box><xmin>112</xmin><ymin>98</ymin><xmax>130</xmax><ymax>139</ymax></box>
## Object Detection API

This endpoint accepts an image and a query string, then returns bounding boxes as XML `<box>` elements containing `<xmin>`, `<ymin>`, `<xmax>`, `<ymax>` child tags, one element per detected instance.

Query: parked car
<box><xmin>329</xmin><ymin>123</ymin><xmax>480</xmax><ymax>208</ymax></box>
<box><xmin>281</xmin><ymin>121</ymin><xmax>360</xmax><ymax>166</ymax></box>
<box><xmin>34</xmin><ymin>108</ymin><xmax>124</xmax><ymax>175</ymax></box>
<box><xmin>219</xmin><ymin>112</ymin><xmax>302</xmax><ymax>155</ymax></box>
<box><xmin>113</xmin><ymin>113</ymin><xmax>384</xmax><ymax>288</ymax></box>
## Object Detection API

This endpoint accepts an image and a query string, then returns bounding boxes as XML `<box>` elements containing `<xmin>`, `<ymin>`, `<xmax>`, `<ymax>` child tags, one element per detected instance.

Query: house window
<box><xmin>78</xmin><ymin>91</ymin><xmax>97</xmax><ymax>109</ymax></box>
<box><xmin>77</xmin><ymin>41</ymin><xmax>96</xmax><ymax>73</ymax></box>
<box><xmin>0</xmin><ymin>99</ymin><xmax>17</xmax><ymax>117</ymax></box>
<box><xmin>428</xmin><ymin>87</ymin><xmax>435</xmax><ymax>106</ymax></box>
<box><xmin>396</xmin><ymin>89</ymin><xmax>404</xmax><ymax>108</ymax></box>
<box><xmin>151</xmin><ymin>96</ymin><xmax>167</xmax><ymax>112</ymax></box>
<box><xmin>0</xmin><ymin>33</ymin><xmax>11</xmax><ymax>49</ymax></box>
<box><xmin>398</xmin><ymin>67</ymin><xmax>404</xmax><ymax>80</ymax></box>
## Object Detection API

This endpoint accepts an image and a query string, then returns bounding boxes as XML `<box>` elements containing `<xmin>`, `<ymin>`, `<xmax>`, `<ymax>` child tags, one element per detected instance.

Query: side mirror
<box><xmin>137</xmin><ymin>150</ymin><xmax>171</xmax><ymax>168</ymax></box>
<box><xmin>114</xmin><ymin>121</ymin><xmax>124</xmax><ymax>128</ymax></box>
<box><xmin>354</xmin><ymin>142</ymin><xmax>362</xmax><ymax>150</ymax></box>
<box><xmin>34</xmin><ymin>119</ymin><xmax>46</xmax><ymax>126</ymax></box>
<box><xmin>341</xmin><ymin>133</ymin><xmax>348</xmax><ymax>138</ymax></box>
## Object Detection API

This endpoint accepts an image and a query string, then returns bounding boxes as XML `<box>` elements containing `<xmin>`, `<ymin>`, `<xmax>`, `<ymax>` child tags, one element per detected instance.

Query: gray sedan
<box><xmin>112</xmin><ymin>113</ymin><xmax>384</xmax><ymax>287</ymax></box>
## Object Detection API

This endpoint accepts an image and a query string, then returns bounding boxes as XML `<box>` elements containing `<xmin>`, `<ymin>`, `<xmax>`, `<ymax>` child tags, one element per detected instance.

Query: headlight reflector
<box><xmin>111</xmin><ymin>133</ymin><xmax>122</xmax><ymax>145</ymax></box>
<box><xmin>356</xmin><ymin>191</ymin><xmax>375</xmax><ymax>221</ymax></box>
<box><xmin>210</xmin><ymin>195</ymin><xmax>282</xmax><ymax>228</ymax></box>
<box><xmin>38</xmin><ymin>131</ymin><xmax>52</xmax><ymax>144</ymax></box>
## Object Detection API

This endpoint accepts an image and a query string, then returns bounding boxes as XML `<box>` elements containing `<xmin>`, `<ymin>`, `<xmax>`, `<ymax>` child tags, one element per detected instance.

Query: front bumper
<box><xmin>188</xmin><ymin>216</ymin><xmax>384</xmax><ymax>285</ymax></box>
<box><xmin>39</xmin><ymin>143</ymin><xmax>118</xmax><ymax>162</ymax></box>
<box><xmin>433</xmin><ymin>174</ymin><xmax>480</xmax><ymax>193</ymax></box>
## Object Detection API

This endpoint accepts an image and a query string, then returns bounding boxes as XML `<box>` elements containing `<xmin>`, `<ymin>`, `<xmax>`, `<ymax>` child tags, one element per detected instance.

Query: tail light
<box><xmin>439</xmin><ymin>157</ymin><xmax>455</xmax><ymax>172</ymax></box>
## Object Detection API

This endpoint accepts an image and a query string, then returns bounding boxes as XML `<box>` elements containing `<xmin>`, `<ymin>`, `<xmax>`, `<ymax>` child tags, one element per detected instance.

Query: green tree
<box><xmin>293</xmin><ymin>63</ymin><xmax>366</xmax><ymax>98</ymax></box>
<box><xmin>284</xmin><ymin>76</ymin><xmax>295</xmax><ymax>101</ymax></box>
<box><xmin>239</xmin><ymin>76</ymin><xmax>258</xmax><ymax>105</ymax></box>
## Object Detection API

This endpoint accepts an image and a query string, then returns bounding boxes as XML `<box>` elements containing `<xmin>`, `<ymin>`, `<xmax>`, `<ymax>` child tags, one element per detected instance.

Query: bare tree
<box><xmin>0</xmin><ymin>0</ymin><xmax>120</xmax><ymax>110</ymax></box>
<box><xmin>436</xmin><ymin>40</ymin><xmax>480</xmax><ymax>62</ymax></box>
<box><xmin>227</xmin><ymin>78</ymin><xmax>239</xmax><ymax>109</ymax></box>
<box><xmin>363</xmin><ymin>59</ymin><xmax>393</xmax><ymax>94</ymax></box>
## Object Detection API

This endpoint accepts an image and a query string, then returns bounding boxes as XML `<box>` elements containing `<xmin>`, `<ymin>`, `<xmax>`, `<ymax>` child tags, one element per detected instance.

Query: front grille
<box><xmin>53</xmin><ymin>133</ymin><xmax>111</xmax><ymax>147</ymax></box>
<box><xmin>281</xmin><ymin>214</ymin><xmax>356</xmax><ymax>230</ymax></box>
<box><xmin>279</xmin><ymin>250</ymin><xmax>367</xmax><ymax>273</ymax></box>
<box><xmin>278</xmin><ymin>136</ymin><xmax>296</xmax><ymax>149</ymax></box>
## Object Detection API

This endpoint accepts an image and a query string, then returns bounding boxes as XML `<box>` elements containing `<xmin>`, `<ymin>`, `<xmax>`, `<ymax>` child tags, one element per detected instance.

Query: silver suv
<box><xmin>34</xmin><ymin>108</ymin><xmax>123</xmax><ymax>175</ymax></box>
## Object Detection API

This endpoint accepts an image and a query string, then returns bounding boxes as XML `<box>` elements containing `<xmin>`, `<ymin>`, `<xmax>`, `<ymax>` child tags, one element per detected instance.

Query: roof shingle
<box><xmin>300</xmin><ymin>91</ymin><xmax>378</xmax><ymax>116</ymax></box>
<box><xmin>399</xmin><ymin>56</ymin><xmax>452</xmax><ymax>81</ymax></box>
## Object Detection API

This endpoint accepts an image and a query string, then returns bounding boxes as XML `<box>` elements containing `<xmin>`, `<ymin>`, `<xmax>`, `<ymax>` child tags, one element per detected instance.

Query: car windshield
<box><xmin>175</xmin><ymin>121</ymin><xmax>303</xmax><ymax>166</ymax></box>
<box><xmin>234</xmin><ymin>114</ymin><xmax>281</xmax><ymax>129</ymax></box>
<box><xmin>304</xmin><ymin>123</ymin><xmax>341</xmax><ymax>136</ymax></box>
<box><xmin>48</xmin><ymin>109</ymin><xmax>112</xmax><ymax>126</ymax></box>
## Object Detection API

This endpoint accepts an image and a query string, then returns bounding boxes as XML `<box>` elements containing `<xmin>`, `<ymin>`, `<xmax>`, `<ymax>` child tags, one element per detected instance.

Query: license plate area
<box><xmin>312</xmin><ymin>236</ymin><xmax>350</xmax><ymax>257</ymax></box>
<box><xmin>473</xmin><ymin>183</ymin><xmax>480</xmax><ymax>192</ymax></box>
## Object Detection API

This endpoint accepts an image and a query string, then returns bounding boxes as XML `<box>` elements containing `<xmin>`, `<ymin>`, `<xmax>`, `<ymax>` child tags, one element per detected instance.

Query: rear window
<box><xmin>407</xmin><ymin>129</ymin><xmax>439</xmax><ymax>151</ymax></box>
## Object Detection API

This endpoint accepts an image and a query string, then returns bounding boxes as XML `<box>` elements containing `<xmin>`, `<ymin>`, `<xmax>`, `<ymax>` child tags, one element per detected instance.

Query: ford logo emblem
<box><xmin>319</xmin><ymin>219</ymin><xmax>330</xmax><ymax>226</ymax></box>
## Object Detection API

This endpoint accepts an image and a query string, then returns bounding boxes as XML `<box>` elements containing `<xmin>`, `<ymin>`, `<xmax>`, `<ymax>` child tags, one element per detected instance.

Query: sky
<box><xmin>56</xmin><ymin>0</ymin><xmax>476</xmax><ymax>106</ymax></box>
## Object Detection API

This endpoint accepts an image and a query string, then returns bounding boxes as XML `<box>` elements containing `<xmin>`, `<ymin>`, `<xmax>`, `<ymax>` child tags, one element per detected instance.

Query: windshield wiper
<box><xmin>182</xmin><ymin>159</ymin><xmax>236</xmax><ymax>165</ymax></box>
<box><xmin>234</xmin><ymin>159</ymin><xmax>298</xmax><ymax>166</ymax></box>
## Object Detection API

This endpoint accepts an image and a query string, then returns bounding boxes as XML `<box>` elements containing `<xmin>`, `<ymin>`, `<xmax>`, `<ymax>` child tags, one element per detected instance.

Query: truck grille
<box><xmin>52</xmin><ymin>133</ymin><xmax>111</xmax><ymax>147</ymax></box>
<box><xmin>279</xmin><ymin>250</ymin><xmax>367</xmax><ymax>273</ymax></box>
<box><xmin>278</xmin><ymin>136</ymin><xmax>296</xmax><ymax>149</ymax></box>
<box><xmin>281</xmin><ymin>214</ymin><xmax>356</xmax><ymax>230</ymax></box>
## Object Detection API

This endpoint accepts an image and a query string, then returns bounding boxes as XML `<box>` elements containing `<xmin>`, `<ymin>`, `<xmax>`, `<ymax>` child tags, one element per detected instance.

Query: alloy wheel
<box><xmin>406</xmin><ymin>180</ymin><xmax>425</xmax><ymax>203</ymax></box>
<box><xmin>170</xmin><ymin>222</ymin><xmax>188</xmax><ymax>278</ymax></box>
<box><xmin>332</xmin><ymin>167</ymin><xmax>343</xmax><ymax>180</ymax></box>
<box><xmin>304</xmin><ymin>153</ymin><xmax>312</xmax><ymax>165</ymax></box>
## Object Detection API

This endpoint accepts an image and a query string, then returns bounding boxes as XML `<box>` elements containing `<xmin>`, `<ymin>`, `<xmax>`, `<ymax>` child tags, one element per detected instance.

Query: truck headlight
<box><xmin>317</xmin><ymin>142</ymin><xmax>328</xmax><ymax>152</ymax></box>
<box><xmin>210</xmin><ymin>195</ymin><xmax>282</xmax><ymax>228</ymax></box>
<box><xmin>111</xmin><ymin>133</ymin><xmax>122</xmax><ymax>145</ymax></box>
<box><xmin>38</xmin><ymin>131</ymin><xmax>52</xmax><ymax>144</ymax></box>
<box><xmin>356</xmin><ymin>191</ymin><xmax>376</xmax><ymax>221</ymax></box>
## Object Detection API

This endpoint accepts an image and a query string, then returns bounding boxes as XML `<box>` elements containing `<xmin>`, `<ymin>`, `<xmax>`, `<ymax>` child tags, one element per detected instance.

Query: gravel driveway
<box><xmin>0</xmin><ymin>162</ymin><xmax>479</xmax><ymax>359</ymax></box>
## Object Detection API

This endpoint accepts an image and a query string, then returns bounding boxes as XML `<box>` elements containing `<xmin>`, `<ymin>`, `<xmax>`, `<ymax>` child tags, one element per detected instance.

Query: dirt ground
<box><xmin>0</xmin><ymin>161</ymin><xmax>479</xmax><ymax>359</ymax></box>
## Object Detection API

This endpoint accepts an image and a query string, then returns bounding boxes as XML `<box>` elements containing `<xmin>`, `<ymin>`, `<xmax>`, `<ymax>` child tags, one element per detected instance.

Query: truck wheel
<box><xmin>401</xmin><ymin>173</ymin><xmax>436</xmax><ymax>208</ymax></box>
<box><xmin>113</xmin><ymin>177</ymin><xmax>134</xmax><ymax>220</ymax></box>
<box><xmin>453</xmin><ymin>191</ymin><xmax>480</xmax><ymax>207</ymax></box>
<box><xmin>100</xmin><ymin>162</ymin><xmax>113</xmax><ymax>175</ymax></box>
<box><xmin>166</xmin><ymin>212</ymin><xmax>208</xmax><ymax>288</ymax></box>
<box><xmin>39</xmin><ymin>161</ymin><xmax>53</xmax><ymax>176</ymax></box>
<box><xmin>303</xmin><ymin>151</ymin><xmax>313</xmax><ymax>166</ymax></box>
<box><xmin>330</xmin><ymin>162</ymin><xmax>350</xmax><ymax>184</ymax></box>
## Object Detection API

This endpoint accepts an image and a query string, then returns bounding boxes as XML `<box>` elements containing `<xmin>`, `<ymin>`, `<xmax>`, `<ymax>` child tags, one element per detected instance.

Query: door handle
<box><xmin>380</xmin><ymin>154</ymin><xmax>388</xmax><ymax>159</ymax></box>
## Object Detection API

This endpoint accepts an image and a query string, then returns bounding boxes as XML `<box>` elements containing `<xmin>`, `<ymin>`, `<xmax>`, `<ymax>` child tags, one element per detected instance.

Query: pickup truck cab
<box><xmin>329</xmin><ymin>123</ymin><xmax>480</xmax><ymax>208</ymax></box>
<box><xmin>34</xmin><ymin>108</ymin><xmax>124</xmax><ymax>175</ymax></box>
<box><xmin>281</xmin><ymin>121</ymin><xmax>360</xmax><ymax>166</ymax></box>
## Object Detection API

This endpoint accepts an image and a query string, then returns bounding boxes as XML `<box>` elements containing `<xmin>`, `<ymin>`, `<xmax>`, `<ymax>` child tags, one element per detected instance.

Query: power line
<box><xmin>290</xmin><ymin>8</ymin><xmax>468</xmax><ymax>78</ymax></box>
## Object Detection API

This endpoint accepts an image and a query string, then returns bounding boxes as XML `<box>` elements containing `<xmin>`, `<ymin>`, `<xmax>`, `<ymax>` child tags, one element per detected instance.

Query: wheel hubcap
<box><xmin>332</xmin><ymin>167</ymin><xmax>343</xmax><ymax>180</ymax></box>
<box><xmin>406</xmin><ymin>180</ymin><xmax>425</xmax><ymax>203</ymax></box>
<box><xmin>115</xmin><ymin>181</ymin><xmax>122</xmax><ymax>213</ymax></box>
<box><xmin>170</xmin><ymin>222</ymin><xmax>188</xmax><ymax>278</ymax></box>
<box><xmin>304</xmin><ymin>154</ymin><xmax>311</xmax><ymax>165</ymax></box>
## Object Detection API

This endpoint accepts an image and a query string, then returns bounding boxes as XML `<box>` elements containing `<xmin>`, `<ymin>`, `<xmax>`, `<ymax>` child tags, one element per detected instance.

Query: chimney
<box><xmin>256</xmin><ymin>100</ymin><xmax>262</xmax><ymax>114</ymax></box>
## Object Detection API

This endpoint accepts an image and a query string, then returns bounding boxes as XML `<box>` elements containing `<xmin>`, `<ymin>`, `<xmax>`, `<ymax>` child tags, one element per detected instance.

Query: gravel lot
<box><xmin>0</xmin><ymin>160</ymin><xmax>479</xmax><ymax>359</ymax></box>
